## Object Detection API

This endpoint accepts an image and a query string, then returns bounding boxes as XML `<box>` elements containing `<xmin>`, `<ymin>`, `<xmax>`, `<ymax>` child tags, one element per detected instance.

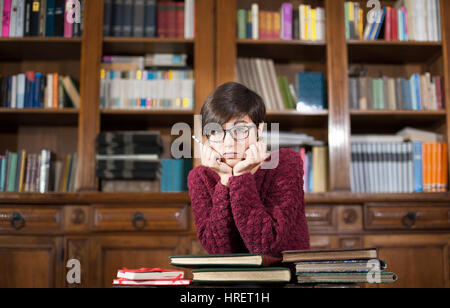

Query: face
<box><xmin>206</xmin><ymin>115</ymin><xmax>264</xmax><ymax>168</ymax></box>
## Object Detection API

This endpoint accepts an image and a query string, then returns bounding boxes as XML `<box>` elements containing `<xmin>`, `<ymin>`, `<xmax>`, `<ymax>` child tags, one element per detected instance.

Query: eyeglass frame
<box><xmin>205</xmin><ymin>124</ymin><xmax>258</xmax><ymax>143</ymax></box>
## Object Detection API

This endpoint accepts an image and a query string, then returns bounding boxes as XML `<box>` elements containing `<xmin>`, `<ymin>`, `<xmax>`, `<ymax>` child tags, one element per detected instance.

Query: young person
<box><xmin>187</xmin><ymin>82</ymin><xmax>310</xmax><ymax>258</ymax></box>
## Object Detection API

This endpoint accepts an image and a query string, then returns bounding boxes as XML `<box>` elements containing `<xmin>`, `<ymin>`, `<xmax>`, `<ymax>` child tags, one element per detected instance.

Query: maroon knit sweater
<box><xmin>187</xmin><ymin>147</ymin><xmax>310</xmax><ymax>258</ymax></box>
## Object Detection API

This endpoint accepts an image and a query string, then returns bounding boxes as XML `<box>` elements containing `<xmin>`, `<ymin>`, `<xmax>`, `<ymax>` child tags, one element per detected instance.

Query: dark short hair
<box><xmin>200</xmin><ymin>82</ymin><xmax>266</xmax><ymax>135</ymax></box>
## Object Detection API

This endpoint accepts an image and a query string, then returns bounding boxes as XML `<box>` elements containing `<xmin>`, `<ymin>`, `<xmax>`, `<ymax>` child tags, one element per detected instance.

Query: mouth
<box><xmin>223</xmin><ymin>152</ymin><xmax>238</xmax><ymax>159</ymax></box>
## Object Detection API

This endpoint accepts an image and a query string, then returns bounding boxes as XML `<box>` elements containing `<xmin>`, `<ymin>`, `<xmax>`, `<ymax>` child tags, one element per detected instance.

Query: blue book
<box><xmin>33</xmin><ymin>73</ymin><xmax>42</xmax><ymax>108</ymax></box>
<box><xmin>373</xmin><ymin>7</ymin><xmax>386</xmax><ymax>40</ymax></box>
<box><xmin>409</xmin><ymin>75</ymin><xmax>417</xmax><ymax>110</ymax></box>
<box><xmin>401</xmin><ymin>78</ymin><xmax>412</xmax><ymax>110</ymax></box>
<box><xmin>161</xmin><ymin>159</ymin><xmax>170</xmax><ymax>192</ymax></box>
<box><xmin>144</xmin><ymin>0</ymin><xmax>157</xmax><ymax>37</ymax></box>
<box><xmin>413</xmin><ymin>141</ymin><xmax>423</xmax><ymax>193</ymax></box>
<box><xmin>296</xmin><ymin>72</ymin><xmax>327</xmax><ymax>110</ymax></box>
<box><xmin>46</xmin><ymin>0</ymin><xmax>56</xmax><ymax>37</ymax></box>
<box><xmin>6</xmin><ymin>76</ymin><xmax>12</xmax><ymax>108</ymax></box>
<box><xmin>0</xmin><ymin>156</ymin><xmax>6</xmax><ymax>192</ymax></box>
<box><xmin>414</xmin><ymin>74</ymin><xmax>422</xmax><ymax>110</ymax></box>
<box><xmin>246</xmin><ymin>9</ymin><xmax>252</xmax><ymax>38</ymax></box>
<box><xmin>7</xmin><ymin>152</ymin><xmax>18</xmax><ymax>192</ymax></box>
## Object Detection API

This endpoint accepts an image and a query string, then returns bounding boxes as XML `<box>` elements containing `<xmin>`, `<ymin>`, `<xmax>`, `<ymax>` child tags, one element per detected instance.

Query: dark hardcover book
<box><xmin>167</xmin><ymin>1</ymin><xmax>176</xmax><ymax>38</ymax></box>
<box><xmin>97</xmin><ymin>145</ymin><xmax>163</xmax><ymax>155</ymax></box>
<box><xmin>175</xmin><ymin>2</ymin><xmax>184</xmax><ymax>38</ymax></box>
<box><xmin>292</xmin><ymin>8</ymin><xmax>299</xmax><ymax>40</ymax></box>
<box><xmin>95</xmin><ymin>169</ymin><xmax>160</xmax><ymax>180</ymax></box>
<box><xmin>282</xmin><ymin>248</ymin><xmax>378</xmax><ymax>262</ymax></box>
<box><xmin>246</xmin><ymin>9</ymin><xmax>252</xmax><ymax>39</ymax></box>
<box><xmin>103</xmin><ymin>0</ymin><xmax>112</xmax><ymax>36</ymax></box>
<box><xmin>112</xmin><ymin>0</ymin><xmax>124</xmax><ymax>36</ymax></box>
<box><xmin>33</xmin><ymin>73</ymin><xmax>42</xmax><ymax>108</ymax></box>
<box><xmin>54</xmin><ymin>0</ymin><xmax>65</xmax><ymax>36</ymax></box>
<box><xmin>97</xmin><ymin>160</ymin><xmax>160</xmax><ymax>171</ymax></box>
<box><xmin>0</xmin><ymin>77</ymin><xmax>5</xmax><ymax>107</ymax></box>
<box><xmin>122</xmin><ymin>0</ymin><xmax>133</xmax><ymax>36</ymax></box>
<box><xmin>24</xmin><ymin>0</ymin><xmax>33</xmax><ymax>36</ymax></box>
<box><xmin>45</xmin><ymin>0</ymin><xmax>55</xmax><ymax>36</ymax></box>
<box><xmin>38</xmin><ymin>0</ymin><xmax>46</xmax><ymax>36</ymax></box>
<box><xmin>144</xmin><ymin>0</ymin><xmax>157</xmax><ymax>37</ymax></box>
<box><xmin>170</xmin><ymin>253</ymin><xmax>282</xmax><ymax>268</ymax></box>
<box><xmin>7</xmin><ymin>76</ymin><xmax>12</xmax><ymax>108</ymax></box>
<box><xmin>96</xmin><ymin>131</ymin><xmax>163</xmax><ymax>147</ymax></box>
<box><xmin>133</xmin><ymin>0</ymin><xmax>145</xmax><ymax>37</ymax></box>
<box><xmin>30</xmin><ymin>0</ymin><xmax>41</xmax><ymax>36</ymax></box>
<box><xmin>157</xmin><ymin>2</ymin><xmax>167</xmax><ymax>37</ymax></box>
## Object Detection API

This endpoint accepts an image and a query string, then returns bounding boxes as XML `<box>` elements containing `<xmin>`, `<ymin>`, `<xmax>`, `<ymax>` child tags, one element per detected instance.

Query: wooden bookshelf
<box><xmin>0</xmin><ymin>0</ymin><xmax>449</xmax><ymax>288</ymax></box>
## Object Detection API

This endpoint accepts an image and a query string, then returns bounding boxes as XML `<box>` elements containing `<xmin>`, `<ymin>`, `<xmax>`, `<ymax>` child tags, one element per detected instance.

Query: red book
<box><xmin>157</xmin><ymin>2</ymin><xmax>167</xmax><ymax>38</ymax></box>
<box><xmin>175</xmin><ymin>2</ymin><xmax>184</xmax><ymax>38</ymax></box>
<box><xmin>385</xmin><ymin>7</ymin><xmax>392</xmax><ymax>40</ymax></box>
<box><xmin>392</xmin><ymin>7</ymin><xmax>398</xmax><ymax>41</ymax></box>
<box><xmin>435</xmin><ymin>76</ymin><xmax>443</xmax><ymax>110</ymax></box>
<box><xmin>167</xmin><ymin>2</ymin><xmax>176</xmax><ymax>38</ymax></box>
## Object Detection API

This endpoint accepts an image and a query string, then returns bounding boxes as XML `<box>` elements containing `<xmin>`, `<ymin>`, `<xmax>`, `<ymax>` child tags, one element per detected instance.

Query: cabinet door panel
<box><xmin>0</xmin><ymin>236</ymin><xmax>63</xmax><ymax>288</ymax></box>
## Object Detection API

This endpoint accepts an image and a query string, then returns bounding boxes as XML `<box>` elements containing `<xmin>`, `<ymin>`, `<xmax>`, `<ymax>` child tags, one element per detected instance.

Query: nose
<box><xmin>223</xmin><ymin>130</ymin><xmax>235</xmax><ymax>147</ymax></box>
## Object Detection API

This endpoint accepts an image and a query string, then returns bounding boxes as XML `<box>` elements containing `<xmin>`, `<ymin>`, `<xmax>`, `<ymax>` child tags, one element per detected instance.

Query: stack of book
<box><xmin>345</xmin><ymin>0</ymin><xmax>441</xmax><ymax>41</ymax></box>
<box><xmin>96</xmin><ymin>131</ymin><xmax>163</xmax><ymax>192</ymax></box>
<box><xmin>169</xmin><ymin>253</ymin><xmax>291</xmax><ymax>286</ymax></box>
<box><xmin>0</xmin><ymin>0</ymin><xmax>84</xmax><ymax>38</ymax></box>
<box><xmin>103</xmin><ymin>0</ymin><xmax>195</xmax><ymax>38</ymax></box>
<box><xmin>0</xmin><ymin>150</ymin><xmax>78</xmax><ymax>193</ymax></box>
<box><xmin>282</xmin><ymin>248</ymin><xmax>398</xmax><ymax>285</ymax></box>
<box><xmin>113</xmin><ymin>268</ymin><xmax>191</xmax><ymax>286</ymax></box>
<box><xmin>237</xmin><ymin>57</ymin><xmax>327</xmax><ymax>111</ymax></box>
<box><xmin>237</xmin><ymin>3</ymin><xmax>325</xmax><ymax>41</ymax></box>
<box><xmin>350</xmin><ymin>130</ymin><xmax>448</xmax><ymax>193</ymax></box>
<box><xmin>100</xmin><ymin>54</ymin><xmax>194</xmax><ymax>110</ymax></box>
<box><xmin>349</xmin><ymin>73</ymin><xmax>445</xmax><ymax>111</ymax></box>
<box><xmin>0</xmin><ymin>73</ymin><xmax>80</xmax><ymax>109</ymax></box>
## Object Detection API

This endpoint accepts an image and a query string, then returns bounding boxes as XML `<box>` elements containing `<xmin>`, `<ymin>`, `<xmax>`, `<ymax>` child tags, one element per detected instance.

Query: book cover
<box><xmin>170</xmin><ymin>253</ymin><xmax>282</xmax><ymax>268</ymax></box>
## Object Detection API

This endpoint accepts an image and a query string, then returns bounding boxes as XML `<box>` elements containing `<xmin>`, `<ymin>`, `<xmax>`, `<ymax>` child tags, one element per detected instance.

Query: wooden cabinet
<box><xmin>0</xmin><ymin>236</ymin><xmax>64</xmax><ymax>288</ymax></box>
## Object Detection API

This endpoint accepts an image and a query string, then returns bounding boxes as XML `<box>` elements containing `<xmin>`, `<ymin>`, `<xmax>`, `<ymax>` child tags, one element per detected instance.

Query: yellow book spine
<box><xmin>18</xmin><ymin>150</ymin><xmax>26</xmax><ymax>193</ymax></box>
<box><xmin>311</xmin><ymin>9</ymin><xmax>316</xmax><ymax>41</ymax></box>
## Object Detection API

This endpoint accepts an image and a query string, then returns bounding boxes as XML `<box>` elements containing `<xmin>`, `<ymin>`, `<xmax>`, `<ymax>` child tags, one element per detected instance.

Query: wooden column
<box><xmin>215</xmin><ymin>0</ymin><xmax>237</xmax><ymax>86</ymax></box>
<box><xmin>193</xmin><ymin>0</ymin><xmax>216</xmax><ymax>167</ymax></box>
<box><xmin>441</xmin><ymin>0</ymin><xmax>450</xmax><ymax>187</ymax></box>
<box><xmin>77</xmin><ymin>0</ymin><xmax>103</xmax><ymax>191</ymax></box>
<box><xmin>325</xmin><ymin>0</ymin><xmax>351</xmax><ymax>191</ymax></box>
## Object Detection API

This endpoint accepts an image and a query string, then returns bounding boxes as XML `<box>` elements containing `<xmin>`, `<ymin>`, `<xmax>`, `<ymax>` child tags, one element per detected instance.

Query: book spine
<box><xmin>2</xmin><ymin>0</ymin><xmax>12</xmax><ymax>37</ymax></box>
<box><xmin>144</xmin><ymin>0</ymin><xmax>156</xmax><ymax>37</ymax></box>
<box><xmin>133</xmin><ymin>0</ymin><xmax>144</xmax><ymax>37</ymax></box>
<box><xmin>122</xmin><ymin>0</ymin><xmax>133</xmax><ymax>37</ymax></box>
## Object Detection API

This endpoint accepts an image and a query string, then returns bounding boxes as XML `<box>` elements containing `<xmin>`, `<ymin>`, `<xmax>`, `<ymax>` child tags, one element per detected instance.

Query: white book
<box><xmin>361</xmin><ymin>143</ymin><xmax>370</xmax><ymax>193</ymax></box>
<box><xmin>436</xmin><ymin>0</ymin><xmax>442</xmax><ymax>41</ymax></box>
<box><xmin>379</xmin><ymin>143</ymin><xmax>386</xmax><ymax>193</ymax></box>
<box><xmin>351</xmin><ymin>135</ymin><xmax>405</xmax><ymax>143</ymax></box>
<box><xmin>96</xmin><ymin>154</ymin><xmax>159</xmax><ymax>161</ymax></box>
<box><xmin>11</xmin><ymin>75</ymin><xmax>17</xmax><ymax>108</ymax></box>
<box><xmin>9</xmin><ymin>0</ymin><xmax>18</xmax><ymax>37</ymax></box>
<box><xmin>350</xmin><ymin>143</ymin><xmax>357</xmax><ymax>192</ymax></box>
<box><xmin>407</xmin><ymin>142</ymin><xmax>414</xmax><ymax>193</ymax></box>
<box><xmin>184</xmin><ymin>0</ymin><xmax>194</xmax><ymax>39</ymax></box>
<box><xmin>356</xmin><ymin>143</ymin><xmax>366</xmax><ymax>193</ymax></box>
<box><xmin>252</xmin><ymin>4</ymin><xmax>259</xmax><ymax>40</ymax></box>
<box><xmin>117</xmin><ymin>269</ymin><xmax>184</xmax><ymax>281</ymax></box>
<box><xmin>113</xmin><ymin>279</ymin><xmax>191</xmax><ymax>286</ymax></box>
<box><xmin>426</xmin><ymin>0</ymin><xmax>434</xmax><ymax>41</ymax></box>
<box><xmin>402</xmin><ymin>143</ymin><xmax>409</xmax><ymax>193</ymax></box>
<box><xmin>267</xmin><ymin>59</ymin><xmax>285</xmax><ymax>110</ymax></box>
<box><xmin>17</xmin><ymin>73</ymin><xmax>25</xmax><ymax>108</ymax></box>
<box><xmin>15</xmin><ymin>0</ymin><xmax>25</xmax><ymax>37</ymax></box>
<box><xmin>299</xmin><ymin>5</ymin><xmax>306</xmax><ymax>40</ymax></box>
<box><xmin>39</xmin><ymin>150</ymin><xmax>49</xmax><ymax>193</ymax></box>
<box><xmin>374</xmin><ymin>143</ymin><xmax>381</xmax><ymax>193</ymax></box>
<box><xmin>417</xmin><ymin>0</ymin><xmax>427</xmax><ymax>41</ymax></box>
<box><xmin>316</xmin><ymin>7</ymin><xmax>326</xmax><ymax>41</ymax></box>
<box><xmin>397</xmin><ymin>126</ymin><xmax>443</xmax><ymax>143</ymax></box>
<box><xmin>386</xmin><ymin>143</ymin><xmax>394</xmax><ymax>193</ymax></box>
<box><xmin>367</xmin><ymin>143</ymin><xmax>375</xmax><ymax>193</ymax></box>
<box><xmin>47</xmin><ymin>74</ymin><xmax>53</xmax><ymax>108</ymax></box>
<box><xmin>306</xmin><ymin>5</ymin><xmax>311</xmax><ymax>40</ymax></box>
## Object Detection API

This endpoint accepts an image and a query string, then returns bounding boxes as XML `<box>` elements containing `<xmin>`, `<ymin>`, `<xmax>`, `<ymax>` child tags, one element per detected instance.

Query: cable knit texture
<box><xmin>187</xmin><ymin>148</ymin><xmax>310</xmax><ymax>258</ymax></box>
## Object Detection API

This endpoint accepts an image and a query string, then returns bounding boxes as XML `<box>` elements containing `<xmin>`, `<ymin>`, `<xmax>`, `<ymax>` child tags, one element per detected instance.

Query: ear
<box><xmin>257</xmin><ymin>122</ymin><xmax>264</xmax><ymax>140</ymax></box>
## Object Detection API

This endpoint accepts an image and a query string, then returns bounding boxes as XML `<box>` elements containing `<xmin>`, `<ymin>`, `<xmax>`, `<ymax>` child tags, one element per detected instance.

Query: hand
<box><xmin>233</xmin><ymin>141</ymin><xmax>270</xmax><ymax>177</ymax></box>
<box><xmin>200</xmin><ymin>142</ymin><xmax>233</xmax><ymax>179</ymax></box>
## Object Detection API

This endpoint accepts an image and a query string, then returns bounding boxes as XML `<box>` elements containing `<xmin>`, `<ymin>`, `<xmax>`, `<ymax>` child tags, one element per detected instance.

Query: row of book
<box><xmin>0</xmin><ymin>72</ymin><xmax>80</xmax><ymax>109</ymax></box>
<box><xmin>237</xmin><ymin>57</ymin><xmax>327</xmax><ymax>112</ymax></box>
<box><xmin>101</xmin><ymin>54</ymin><xmax>189</xmax><ymax>71</ymax></box>
<box><xmin>237</xmin><ymin>3</ymin><xmax>325</xmax><ymax>41</ymax></box>
<box><xmin>0</xmin><ymin>150</ymin><xmax>78</xmax><ymax>193</ymax></box>
<box><xmin>0</xmin><ymin>0</ymin><xmax>84</xmax><ymax>38</ymax></box>
<box><xmin>113</xmin><ymin>248</ymin><xmax>397</xmax><ymax>286</ymax></box>
<box><xmin>96</xmin><ymin>131</ymin><xmax>192</xmax><ymax>193</ymax></box>
<box><xmin>103</xmin><ymin>0</ymin><xmax>195</xmax><ymax>38</ymax></box>
<box><xmin>350</xmin><ymin>128</ymin><xmax>448</xmax><ymax>193</ymax></box>
<box><xmin>349</xmin><ymin>74</ymin><xmax>445</xmax><ymax>111</ymax></box>
<box><xmin>346</xmin><ymin>0</ymin><xmax>442</xmax><ymax>41</ymax></box>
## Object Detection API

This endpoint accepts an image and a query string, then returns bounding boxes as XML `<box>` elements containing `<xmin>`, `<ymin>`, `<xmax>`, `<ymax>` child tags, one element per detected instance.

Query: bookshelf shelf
<box><xmin>100</xmin><ymin>109</ymin><xmax>195</xmax><ymax>127</ymax></box>
<box><xmin>347</xmin><ymin>40</ymin><xmax>442</xmax><ymax>64</ymax></box>
<box><xmin>0</xmin><ymin>38</ymin><xmax>82</xmax><ymax>61</ymax></box>
<box><xmin>237</xmin><ymin>39</ymin><xmax>326</xmax><ymax>62</ymax></box>
<box><xmin>265</xmin><ymin>110</ymin><xmax>328</xmax><ymax>128</ymax></box>
<box><xmin>103</xmin><ymin>37</ymin><xmax>195</xmax><ymax>55</ymax></box>
<box><xmin>0</xmin><ymin>108</ymin><xmax>79</xmax><ymax>126</ymax></box>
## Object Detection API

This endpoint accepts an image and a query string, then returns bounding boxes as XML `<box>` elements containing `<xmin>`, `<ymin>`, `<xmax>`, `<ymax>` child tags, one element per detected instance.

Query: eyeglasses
<box><xmin>206</xmin><ymin>124</ymin><xmax>257</xmax><ymax>143</ymax></box>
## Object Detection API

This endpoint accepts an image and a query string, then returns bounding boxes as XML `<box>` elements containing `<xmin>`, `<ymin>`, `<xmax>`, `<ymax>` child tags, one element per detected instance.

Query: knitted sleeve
<box><xmin>227</xmin><ymin>149</ymin><xmax>309</xmax><ymax>258</ymax></box>
<box><xmin>187</xmin><ymin>167</ymin><xmax>245</xmax><ymax>254</ymax></box>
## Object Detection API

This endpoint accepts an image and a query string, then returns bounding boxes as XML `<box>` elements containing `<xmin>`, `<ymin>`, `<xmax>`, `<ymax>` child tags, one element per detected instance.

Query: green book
<box><xmin>278</xmin><ymin>76</ymin><xmax>295</xmax><ymax>109</ymax></box>
<box><xmin>170</xmin><ymin>253</ymin><xmax>281</xmax><ymax>268</ymax></box>
<box><xmin>7</xmin><ymin>152</ymin><xmax>18</xmax><ymax>192</ymax></box>
<box><xmin>192</xmin><ymin>267</ymin><xmax>291</xmax><ymax>284</ymax></box>
<box><xmin>237</xmin><ymin>9</ymin><xmax>247</xmax><ymax>39</ymax></box>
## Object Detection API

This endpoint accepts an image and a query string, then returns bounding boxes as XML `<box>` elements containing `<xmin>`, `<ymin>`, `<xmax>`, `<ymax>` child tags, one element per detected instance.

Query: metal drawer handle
<box><xmin>132</xmin><ymin>212</ymin><xmax>146</xmax><ymax>230</ymax></box>
<box><xmin>402</xmin><ymin>212</ymin><xmax>416</xmax><ymax>228</ymax></box>
<box><xmin>11</xmin><ymin>212</ymin><xmax>25</xmax><ymax>230</ymax></box>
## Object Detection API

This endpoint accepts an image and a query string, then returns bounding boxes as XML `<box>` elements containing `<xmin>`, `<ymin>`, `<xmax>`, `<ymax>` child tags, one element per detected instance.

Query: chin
<box><xmin>224</xmin><ymin>159</ymin><xmax>240</xmax><ymax>167</ymax></box>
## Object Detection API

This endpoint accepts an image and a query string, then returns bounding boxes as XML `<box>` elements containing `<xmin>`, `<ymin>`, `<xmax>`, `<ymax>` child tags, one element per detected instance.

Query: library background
<box><xmin>0</xmin><ymin>0</ymin><xmax>449</xmax><ymax>288</ymax></box>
